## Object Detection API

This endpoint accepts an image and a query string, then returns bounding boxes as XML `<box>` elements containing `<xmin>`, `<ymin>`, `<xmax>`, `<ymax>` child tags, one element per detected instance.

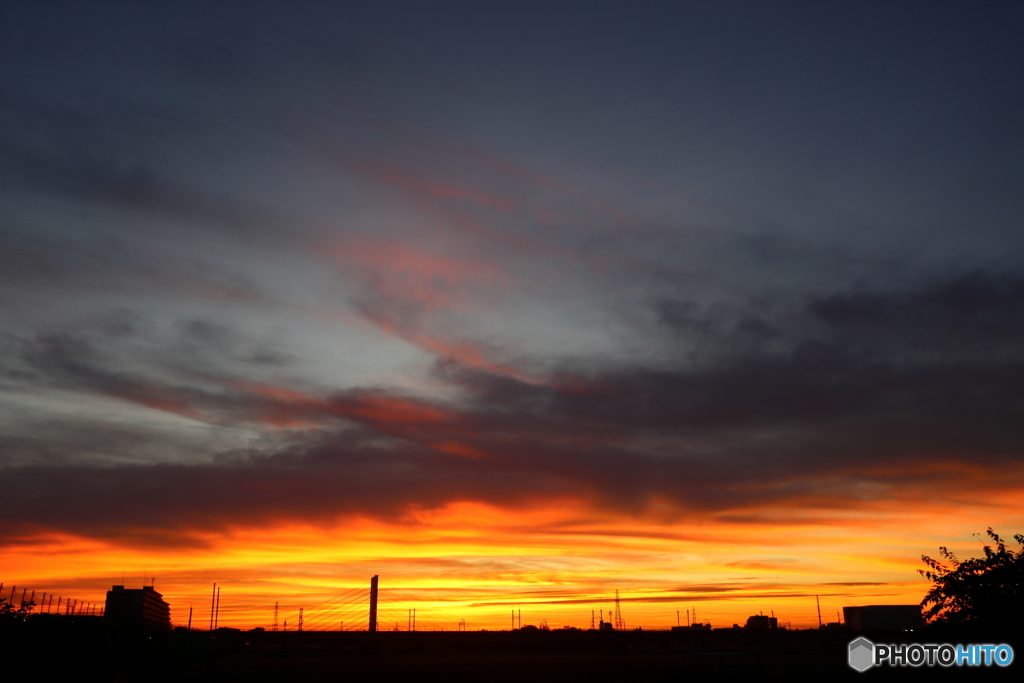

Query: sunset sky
<box><xmin>2</xmin><ymin>1</ymin><xmax>1023</xmax><ymax>631</ymax></box>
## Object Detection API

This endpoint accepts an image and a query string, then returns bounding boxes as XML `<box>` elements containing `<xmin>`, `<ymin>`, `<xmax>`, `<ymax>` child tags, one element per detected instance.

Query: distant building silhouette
<box><xmin>104</xmin><ymin>585</ymin><xmax>171</xmax><ymax>631</ymax></box>
<box><xmin>744</xmin><ymin>614</ymin><xmax>778</xmax><ymax>630</ymax></box>
<box><xmin>671</xmin><ymin>622</ymin><xmax>711</xmax><ymax>631</ymax></box>
<box><xmin>843</xmin><ymin>605</ymin><xmax>920</xmax><ymax>631</ymax></box>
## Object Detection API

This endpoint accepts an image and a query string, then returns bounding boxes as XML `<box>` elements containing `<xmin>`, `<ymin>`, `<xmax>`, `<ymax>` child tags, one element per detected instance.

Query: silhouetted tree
<box><xmin>920</xmin><ymin>528</ymin><xmax>1024</xmax><ymax>630</ymax></box>
<box><xmin>0</xmin><ymin>596</ymin><xmax>35</xmax><ymax>619</ymax></box>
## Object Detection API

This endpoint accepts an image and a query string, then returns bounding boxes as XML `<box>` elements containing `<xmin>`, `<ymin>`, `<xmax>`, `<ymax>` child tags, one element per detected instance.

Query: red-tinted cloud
<box><xmin>327</xmin><ymin>235</ymin><xmax>508</xmax><ymax>310</ymax></box>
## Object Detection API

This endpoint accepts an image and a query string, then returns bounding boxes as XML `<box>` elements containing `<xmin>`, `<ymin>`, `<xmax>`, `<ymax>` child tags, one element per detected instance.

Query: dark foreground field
<box><xmin>3</xmin><ymin>617</ymin><xmax>1018</xmax><ymax>681</ymax></box>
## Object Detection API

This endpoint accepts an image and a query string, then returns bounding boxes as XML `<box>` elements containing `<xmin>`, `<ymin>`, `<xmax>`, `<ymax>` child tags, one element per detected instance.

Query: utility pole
<box><xmin>368</xmin><ymin>575</ymin><xmax>378</xmax><ymax>633</ymax></box>
<box><xmin>210</xmin><ymin>583</ymin><xmax>216</xmax><ymax>630</ymax></box>
<box><xmin>816</xmin><ymin>595</ymin><xmax>822</xmax><ymax>628</ymax></box>
<box><xmin>614</xmin><ymin>590</ymin><xmax>623</xmax><ymax>630</ymax></box>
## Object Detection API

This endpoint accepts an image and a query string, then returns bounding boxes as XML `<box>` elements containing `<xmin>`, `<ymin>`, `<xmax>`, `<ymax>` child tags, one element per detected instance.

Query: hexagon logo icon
<box><xmin>849</xmin><ymin>637</ymin><xmax>875</xmax><ymax>672</ymax></box>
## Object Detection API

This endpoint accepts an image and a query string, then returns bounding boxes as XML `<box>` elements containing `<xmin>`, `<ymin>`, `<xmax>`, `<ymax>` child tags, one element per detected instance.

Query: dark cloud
<box><xmin>0</xmin><ymin>138</ymin><xmax>293</xmax><ymax>244</ymax></box>
<box><xmin>807</xmin><ymin>270</ymin><xmax>1024</xmax><ymax>360</ymax></box>
<box><xmin>823</xmin><ymin>582</ymin><xmax>887</xmax><ymax>587</ymax></box>
<box><xmin>2</xmin><ymin>3</ymin><xmax>1023</xmax><ymax>557</ymax></box>
<box><xmin>4</xmin><ymin>269</ymin><xmax>1023</xmax><ymax>546</ymax></box>
<box><xmin>0</xmin><ymin>224</ymin><xmax>276</xmax><ymax>317</ymax></box>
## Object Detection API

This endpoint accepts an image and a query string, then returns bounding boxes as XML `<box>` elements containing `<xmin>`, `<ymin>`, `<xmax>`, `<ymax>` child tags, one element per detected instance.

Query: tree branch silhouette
<box><xmin>920</xmin><ymin>528</ymin><xmax>1024</xmax><ymax>630</ymax></box>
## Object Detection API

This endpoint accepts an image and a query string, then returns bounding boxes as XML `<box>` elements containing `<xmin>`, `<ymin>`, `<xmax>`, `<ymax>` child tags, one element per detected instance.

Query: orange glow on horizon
<box><xmin>6</xmin><ymin>493</ymin><xmax>1022</xmax><ymax>632</ymax></box>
